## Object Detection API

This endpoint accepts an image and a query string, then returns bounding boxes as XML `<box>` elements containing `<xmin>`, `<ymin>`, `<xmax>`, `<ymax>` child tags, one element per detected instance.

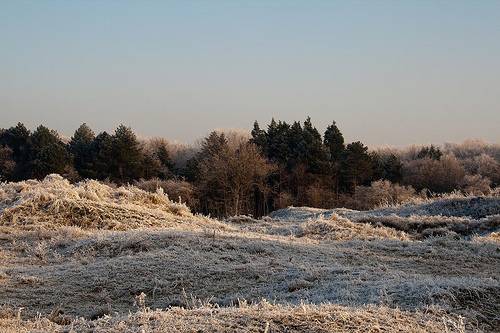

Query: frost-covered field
<box><xmin>0</xmin><ymin>175</ymin><xmax>499</xmax><ymax>332</ymax></box>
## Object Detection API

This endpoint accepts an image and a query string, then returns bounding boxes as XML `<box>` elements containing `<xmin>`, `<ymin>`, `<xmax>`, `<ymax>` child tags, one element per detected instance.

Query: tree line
<box><xmin>1</xmin><ymin>120</ymin><xmax>499</xmax><ymax>217</ymax></box>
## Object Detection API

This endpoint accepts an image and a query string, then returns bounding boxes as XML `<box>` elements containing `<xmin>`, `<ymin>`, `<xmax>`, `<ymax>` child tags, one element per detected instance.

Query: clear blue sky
<box><xmin>1</xmin><ymin>0</ymin><xmax>499</xmax><ymax>145</ymax></box>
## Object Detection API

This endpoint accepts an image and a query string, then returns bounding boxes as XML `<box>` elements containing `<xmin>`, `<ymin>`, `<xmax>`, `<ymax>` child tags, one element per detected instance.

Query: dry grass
<box><xmin>0</xmin><ymin>175</ymin><xmax>499</xmax><ymax>332</ymax></box>
<box><xmin>473</xmin><ymin>231</ymin><xmax>500</xmax><ymax>242</ymax></box>
<box><xmin>0</xmin><ymin>301</ymin><xmax>466</xmax><ymax>333</ymax></box>
<box><xmin>297</xmin><ymin>214</ymin><xmax>409</xmax><ymax>241</ymax></box>
<box><xmin>0</xmin><ymin>174</ymin><xmax>227</xmax><ymax>231</ymax></box>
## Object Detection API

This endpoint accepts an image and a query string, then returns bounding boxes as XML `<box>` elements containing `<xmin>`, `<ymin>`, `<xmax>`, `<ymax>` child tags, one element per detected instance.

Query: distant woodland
<box><xmin>1</xmin><ymin>119</ymin><xmax>499</xmax><ymax>217</ymax></box>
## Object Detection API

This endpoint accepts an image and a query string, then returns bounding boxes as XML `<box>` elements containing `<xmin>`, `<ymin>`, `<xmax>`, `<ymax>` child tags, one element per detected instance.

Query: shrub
<box><xmin>462</xmin><ymin>154</ymin><xmax>500</xmax><ymax>186</ymax></box>
<box><xmin>135</xmin><ymin>178</ymin><xmax>198</xmax><ymax>210</ymax></box>
<box><xmin>353</xmin><ymin>180</ymin><xmax>416</xmax><ymax>210</ymax></box>
<box><xmin>304</xmin><ymin>183</ymin><xmax>336</xmax><ymax>208</ymax></box>
<box><xmin>402</xmin><ymin>154</ymin><xmax>465</xmax><ymax>193</ymax></box>
<box><xmin>461</xmin><ymin>174</ymin><xmax>492</xmax><ymax>195</ymax></box>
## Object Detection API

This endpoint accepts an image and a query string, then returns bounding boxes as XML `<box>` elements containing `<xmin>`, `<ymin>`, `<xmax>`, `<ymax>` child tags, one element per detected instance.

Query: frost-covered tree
<box><xmin>417</xmin><ymin>145</ymin><xmax>442</xmax><ymax>160</ymax></box>
<box><xmin>402</xmin><ymin>154</ymin><xmax>465</xmax><ymax>193</ymax></box>
<box><xmin>195</xmin><ymin>132</ymin><xmax>273</xmax><ymax>217</ymax></box>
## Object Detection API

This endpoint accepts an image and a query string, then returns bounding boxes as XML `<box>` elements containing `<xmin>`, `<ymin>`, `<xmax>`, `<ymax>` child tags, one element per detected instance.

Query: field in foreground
<box><xmin>0</xmin><ymin>175</ymin><xmax>499</xmax><ymax>332</ymax></box>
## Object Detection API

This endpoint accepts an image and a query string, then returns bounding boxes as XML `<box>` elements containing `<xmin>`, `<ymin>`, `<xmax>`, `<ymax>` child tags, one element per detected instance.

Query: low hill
<box><xmin>0</xmin><ymin>175</ymin><xmax>499</xmax><ymax>332</ymax></box>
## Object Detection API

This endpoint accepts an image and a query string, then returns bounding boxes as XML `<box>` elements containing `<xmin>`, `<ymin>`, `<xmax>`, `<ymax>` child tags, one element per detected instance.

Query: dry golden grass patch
<box><xmin>0</xmin><ymin>302</ymin><xmax>466</xmax><ymax>333</ymax></box>
<box><xmin>298</xmin><ymin>214</ymin><xmax>409</xmax><ymax>241</ymax></box>
<box><xmin>0</xmin><ymin>175</ymin><xmax>227</xmax><ymax>231</ymax></box>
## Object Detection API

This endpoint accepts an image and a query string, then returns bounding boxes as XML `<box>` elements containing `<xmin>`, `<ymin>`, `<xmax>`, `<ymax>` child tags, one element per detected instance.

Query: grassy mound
<box><xmin>269</xmin><ymin>197</ymin><xmax>500</xmax><ymax>240</ymax></box>
<box><xmin>0</xmin><ymin>174</ymin><xmax>222</xmax><ymax>231</ymax></box>
<box><xmin>297</xmin><ymin>214</ymin><xmax>409</xmax><ymax>241</ymax></box>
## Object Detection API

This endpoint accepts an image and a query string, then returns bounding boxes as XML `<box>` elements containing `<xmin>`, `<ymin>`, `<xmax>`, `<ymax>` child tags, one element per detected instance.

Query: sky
<box><xmin>1</xmin><ymin>0</ymin><xmax>499</xmax><ymax>146</ymax></box>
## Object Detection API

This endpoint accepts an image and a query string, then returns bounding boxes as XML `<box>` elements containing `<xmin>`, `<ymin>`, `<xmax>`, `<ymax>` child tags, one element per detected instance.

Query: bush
<box><xmin>402</xmin><ymin>154</ymin><xmax>465</xmax><ymax>193</ymax></box>
<box><xmin>135</xmin><ymin>178</ymin><xmax>198</xmax><ymax>210</ymax></box>
<box><xmin>461</xmin><ymin>174</ymin><xmax>492</xmax><ymax>195</ymax></box>
<box><xmin>353</xmin><ymin>180</ymin><xmax>416</xmax><ymax>210</ymax></box>
<box><xmin>462</xmin><ymin>154</ymin><xmax>500</xmax><ymax>186</ymax></box>
<box><xmin>304</xmin><ymin>183</ymin><xmax>336</xmax><ymax>208</ymax></box>
<box><xmin>443</xmin><ymin>139</ymin><xmax>500</xmax><ymax>161</ymax></box>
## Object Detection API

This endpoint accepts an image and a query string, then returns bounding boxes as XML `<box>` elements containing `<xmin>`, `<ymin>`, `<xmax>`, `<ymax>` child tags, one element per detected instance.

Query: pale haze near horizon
<box><xmin>1</xmin><ymin>1</ymin><xmax>499</xmax><ymax>146</ymax></box>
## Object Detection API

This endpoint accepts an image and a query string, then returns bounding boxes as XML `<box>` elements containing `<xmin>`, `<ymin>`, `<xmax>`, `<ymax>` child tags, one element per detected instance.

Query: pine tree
<box><xmin>250</xmin><ymin>121</ymin><xmax>267</xmax><ymax>152</ymax></box>
<box><xmin>301</xmin><ymin>117</ymin><xmax>327</xmax><ymax>173</ymax></box>
<box><xmin>92</xmin><ymin>132</ymin><xmax>114</xmax><ymax>180</ymax></box>
<box><xmin>110</xmin><ymin>125</ymin><xmax>144</xmax><ymax>183</ymax></box>
<box><xmin>141</xmin><ymin>151</ymin><xmax>163</xmax><ymax>180</ymax></box>
<box><xmin>265</xmin><ymin>118</ymin><xmax>279</xmax><ymax>161</ymax></box>
<box><xmin>340</xmin><ymin>141</ymin><xmax>373</xmax><ymax>193</ymax></box>
<box><xmin>29</xmin><ymin>125</ymin><xmax>71</xmax><ymax>179</ymax></box>
<box><xmin>372</xmin><ymin>153</ymin><xmax>403</xmax><ymax>183</ymax></box>
<box><xmin>0</xmin><ymin>145</ymin><xmax>15</xmax><ymax>180</ymax></box>
<box><xmin>201</xmin><ymin>131</ymin><xmax>228</xmax><ymax>158</ymax></box>
<box><xmin>0</xmin><ymin>123</ymin><xmax>32</xmax><ymax>179</ymax></box>
<box><xmin>266</xmin><ymin>120</ymin><xmax>291</xmax><ymax>165</ymax></box>
<box><xmin>69</xmin><ymin>123</ymin><xmax>96</xmax><ymax>179</ymax></box>
<box><xmin>324</xmin><ymin>121</ymin><xmax>345</xmax><ymax>161</ymax></box>
<box><xmin>155</xmin><ymin>144</ymin><xmax>174</xmax><ymax>179</ymax></box>
<box><xmin>287</xmin><ymin>121</ymin><xmax>306</xmax><ymax>168</ymax></box>
<box><xmin>417</xmin><ymin>145</ymin><xmax>442</xmax><ymax>160</ymax></box>
<box><xmin>323</xmin><ymin>121</ymin><xmax>345</xmax><ymax>196</ymax></box>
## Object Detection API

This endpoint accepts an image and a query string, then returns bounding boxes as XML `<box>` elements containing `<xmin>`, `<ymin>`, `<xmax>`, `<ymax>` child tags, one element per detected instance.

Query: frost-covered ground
<box><xmin>270</xmin><ymin>196</ymin><xmax>500</xmax><ymax>221</ymax></box>
<box><xmin>269</xmin><ymin>197</ymin><xmax>500</xmax><ymax>239</ymax></box>
<box><xmin>0</xmin><ymin>176</ymin><xmax>499</xmax><ymax>332</ymax></box>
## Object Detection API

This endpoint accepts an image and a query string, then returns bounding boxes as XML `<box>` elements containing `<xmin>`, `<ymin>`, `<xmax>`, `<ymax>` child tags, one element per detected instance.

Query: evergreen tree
<box><xmin>141</xmin><ymin>151</ymin><xmax>163</xmax><ymax>180</ymax></box>
<box><xmin>92</xmin><ymin>132</ymin><xmax>114</xmax><ymax>180</ymax></box>
<box><xmin>141</xmin><ymin>143</ymin><xmax>173</xmax><ymax>180</ymax></box>
<box><xmin>0</xmin><ymin>145</ymin><xmax>15</xmax><ymax>180</ymax></box>
<box><xmin>372</xmin><ymin>153</ymin><xmax>403</xmax><ymax>183</ymax></box>
<box><xmin>287</xmin><ymin>121</ymin><xmax>306</xmax><ymax>169</ymax></box>
<box><xmin>340</xmin><ymin>141</ymin><xmax>373</xmax><ymax>192</ymax></box>
<box><xmin>266</xmin><ymin>120</ymin><xmax>291</xmax><ymax>165</ymax></box>
<box><xmin>69</xmin><ymin>123</ymin><xmax>96</xmax><ymax>179</ymax></box>
<box><xmin>155</xmin><ymin>144</ymin><xmax>174</xmax><ymax>179</ymax></box>
<box><xmin>324</xmin><ymin>121</ymin><xmax>345</xmax><ymax>161</ymax></box>
<box><xmin>110</xmin><ymin>125</ymin><xmax>144</xmax><ymax>183</ymax></box>
<box><xmin>0</xmin><ymin>123</ymin><xmax>32</xmax><ymax>179</ymax></box>
<box><xmin>323</xmin><ymin>121</ymin><xmax>345</xmax><ymax>196</ymax></box>
<box><xmin>417</xmin><ymin>145</ymin><xmax>442</xmax><ymax>160</ymax></box>
<box><xmin>29</xmin><ymin>125</ymin><xmax>71</xmax><ymax>179</ymax></box>
<box><xmin>301</xmin><ymin>117</ymin><xmax>327</xmax><ymax>173</ymax></box>
<box><xmin>184</xmin><ymin>131</ymin><xmax>227</xmax><ymax>182</ymax></box>
<box><xmin>250</xmin><ymin>121</ymin><xmax>267</xmax><ymax>152</ymax></box>
<box><xmin>200</xmin><ymin>131</ymin><xmax>228</xmax><ymax>158</ymax></box>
